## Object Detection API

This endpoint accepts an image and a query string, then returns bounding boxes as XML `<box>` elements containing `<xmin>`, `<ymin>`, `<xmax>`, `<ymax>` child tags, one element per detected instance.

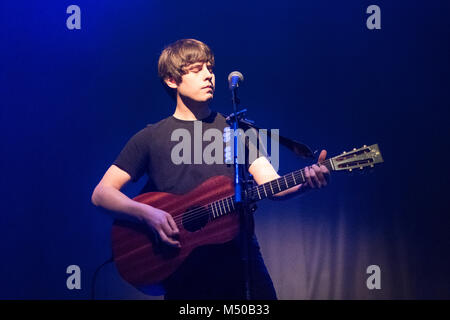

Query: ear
<box><xmin>164</xmin><ymin>77</ymin><xmax>178</xmax><ymax>89</ymax></box>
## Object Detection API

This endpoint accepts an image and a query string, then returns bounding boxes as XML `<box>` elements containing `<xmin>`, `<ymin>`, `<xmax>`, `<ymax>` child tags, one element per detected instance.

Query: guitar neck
<box><xmin>209</xmin><ymin>143</ymin><xmax>383</xmax><ymax>220</ymax></box>
<box><xmin>247</xmin><ymin>158</ymin><xmax>333</xmax><ymax>201</ymax></box>
<box><xmin>208</xmin><ymin>158</ymin><xmax>333</xmax><ymax>221</ymax></box>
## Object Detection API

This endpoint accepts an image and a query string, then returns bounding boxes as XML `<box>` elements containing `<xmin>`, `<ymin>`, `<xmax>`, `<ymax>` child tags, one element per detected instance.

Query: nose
<box><xmin>202</xmin><ymin>64</ymin><xmax>213</xmax><ymax>79</ymax></box>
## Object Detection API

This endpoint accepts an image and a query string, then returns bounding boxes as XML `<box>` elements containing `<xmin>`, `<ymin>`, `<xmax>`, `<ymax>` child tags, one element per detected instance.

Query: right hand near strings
<box><xmin>141</xmin><ymin>205</ymin><xmax>181</xmax><ymax>248</ymax></box>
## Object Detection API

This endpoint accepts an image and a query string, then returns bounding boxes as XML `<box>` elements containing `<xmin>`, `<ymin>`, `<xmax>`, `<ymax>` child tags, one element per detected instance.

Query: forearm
<box><xmin>91</xmin><ymin>185</ymin><xmax>149</xmax><ymax>221</ymax></box>
<box><xmin>249</xmin><ymin>154</ymin><xmax>329</xmax><ymax>202</ymax></box>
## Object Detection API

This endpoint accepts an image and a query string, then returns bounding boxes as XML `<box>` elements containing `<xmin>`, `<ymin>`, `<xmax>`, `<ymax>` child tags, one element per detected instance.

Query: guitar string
<box><xmin>171</xmin><ymin>159</ymin><xmax>334</xmax><ymax>226</ymax></box>
<box><xmin>170</xmin><ymin>159</ymin><xmax>334</xmax><ymax>226</ymax></box>
<box><xmin>171</xmin><ymin>159</ymin><xmax>334</xmax><ymax>225</ymax></box>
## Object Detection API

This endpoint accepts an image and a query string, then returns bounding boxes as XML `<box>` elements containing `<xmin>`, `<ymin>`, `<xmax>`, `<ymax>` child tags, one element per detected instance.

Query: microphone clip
<box><xmin>225</xmin><ymin>108</ymin><xmax>250</xmax><ymax>124</ymax></box>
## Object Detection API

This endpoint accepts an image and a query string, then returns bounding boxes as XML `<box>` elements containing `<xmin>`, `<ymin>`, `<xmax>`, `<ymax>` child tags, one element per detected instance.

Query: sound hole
<box><xmin>182</xmin><ymin>206</ymin><xmax>209</xmax><ymax>232</ymax></box>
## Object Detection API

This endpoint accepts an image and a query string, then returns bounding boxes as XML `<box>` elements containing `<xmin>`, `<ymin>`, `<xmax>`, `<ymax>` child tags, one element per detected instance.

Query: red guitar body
<box><xmin>111</xmin><ymin>175</ymin><xmax>239</xmax><ymax>290</ymax></box>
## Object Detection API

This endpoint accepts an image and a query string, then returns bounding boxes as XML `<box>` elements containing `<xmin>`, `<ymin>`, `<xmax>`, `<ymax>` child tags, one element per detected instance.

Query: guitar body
<box><xmin>111</xmin><ymin>175</ymin><xmax>239</xmax><ymax>290</ymax></box>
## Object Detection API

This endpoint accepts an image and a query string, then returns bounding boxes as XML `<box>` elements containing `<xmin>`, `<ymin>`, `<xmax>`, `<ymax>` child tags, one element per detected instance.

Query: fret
<box><xmin>222</xmin><ymin>200</ymin><xmax>226</xmax><ymax>215</ymax></box>
<box><xmin>300</xmin><ymin>170</ymin><xmax>305</xmax><ymax>182</ymax></box>
<box><xmin>284</xmin><ymin>175</ymin><xmax>289</xmax><ymax>188</ymax></box>
<box><xmin>276</xmin><ymin>179</ymin><xmax>281</xmax><ymax>191</ymax></box>
<box><xmin>292</xmin><ymin>172</ymin><xmax>296</xmax><ymax>184</ymax></box>
<box><xmin>226</xmin><ymin>198</ymin><xmax>231</xmax><ymax>212</ymax></box>
<box><xmin>269</xmin><ymin>181</ymin><xmax>274</xmax><ymax>194</ymax></box>
<box><xmin>221</xmin><ymin>199</ymin><xmax>226</xmax><ymax>214</ymax></box>
<box><xmin>217</xmin><ymin>200</ymin><xmax>223</xmax><ymax>216</ymax></box>
<box><xmin>214</xmin><ymin>201</ymin><xmax>220</xmax><ymax>217</ymax></box>
<box><xmin>211</xmin><ymin>203</ymin><xmax>216</xmax><ymax>218</ymax></box>
<box><xmin>262</xmin><ymin>184</ymin><xmax>268</xmax><ymax>197</ymax></box>
<box><xmin>256</xmin><ymin>186</ymin><xmax>262</xmax><ymax>200</ymax></box>
<box><xmin>230</xmin><ymin>198</ymin><xmax>235</xmax><ymax>210</ymax></box>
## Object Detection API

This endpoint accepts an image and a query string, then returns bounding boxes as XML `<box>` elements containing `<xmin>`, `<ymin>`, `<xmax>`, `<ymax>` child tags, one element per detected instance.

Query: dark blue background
<box><xmin>1</xmin><ymin>0</ymin><xmax>449</xmax><ymax>299</ymax></box>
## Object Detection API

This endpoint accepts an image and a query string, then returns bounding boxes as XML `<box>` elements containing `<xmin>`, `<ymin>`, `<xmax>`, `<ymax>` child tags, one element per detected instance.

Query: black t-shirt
<box><xmin>114</xmin><ymin>111</ymin><xmax>237</xmax><ymax>195</ymax></box>
<box><xmin>112</xmin><ymin>111</ymin><xmax>276</xmax><ymax>299</ymax></box>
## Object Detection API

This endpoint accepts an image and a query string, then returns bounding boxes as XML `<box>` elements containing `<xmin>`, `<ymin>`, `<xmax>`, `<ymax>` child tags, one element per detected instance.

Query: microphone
<box><xmin>228</xmin><ymin>71</ymin><xmax>244</xmax><ymax>90</ymax></box>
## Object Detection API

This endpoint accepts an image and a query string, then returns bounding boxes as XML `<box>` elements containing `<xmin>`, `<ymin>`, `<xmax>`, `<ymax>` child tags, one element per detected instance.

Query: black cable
<box><xmin>91</xmin><ymin>256</ymin><xmax>114</xmax><ymax>300</ymax></box>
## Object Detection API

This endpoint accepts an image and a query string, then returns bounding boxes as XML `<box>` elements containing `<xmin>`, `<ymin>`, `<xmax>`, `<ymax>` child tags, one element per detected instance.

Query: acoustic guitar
<box><xmin>111</xmin><ymin>144</ymin><xmax>383</xmax><ymax>293</ymax></box>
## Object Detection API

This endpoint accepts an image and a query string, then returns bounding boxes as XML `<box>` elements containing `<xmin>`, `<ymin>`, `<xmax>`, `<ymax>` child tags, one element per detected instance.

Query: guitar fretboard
<box><xmin>208</xmin><ymin>159</ymin><xmax>333</xmax><ymax>220</ymax></box>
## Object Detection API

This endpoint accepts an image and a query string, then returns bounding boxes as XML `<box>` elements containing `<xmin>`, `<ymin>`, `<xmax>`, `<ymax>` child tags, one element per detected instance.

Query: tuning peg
<box><xmin>349</xmin><ymin>169</ymin><xmax>352</xmax><ymax>172</ymax></box>
<box><xmin>360</xmin><ymin>167</ymin><xmax>363</xmax><ymax>170</ymax></box>
<box><xmin>363</xmin><ymin>145</ymin><xmax>367</xmax><ymax>148</ymax></box>
<box><xmin>353</xmin><ymin>148</ymin><xmax>356</xmax><ymax>151</ymax></box>
<box><xmin>370</xmin><ymin>165</ymin><xmax>374</xmax><ymax>168</ymax></box>
<box><xmin>343</xmin><ymin>151</ymin><xmax>346</xmax><ymax>154</ymax></box>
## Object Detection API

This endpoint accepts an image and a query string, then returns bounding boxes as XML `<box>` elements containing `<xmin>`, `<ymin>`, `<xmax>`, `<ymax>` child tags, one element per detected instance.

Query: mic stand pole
<box><xmin>230</xmin><ymin>86</ymin><xmax>252</xmax><ymax>300</ymax></box>
<box><xmin>225</xmin><ymin>106</ymin><xmax>315</xmax><ymax>301</ymax></box>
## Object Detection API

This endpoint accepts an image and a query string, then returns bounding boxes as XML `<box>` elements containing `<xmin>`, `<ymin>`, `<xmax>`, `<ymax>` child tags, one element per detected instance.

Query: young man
<box><xmin>91</xmin><ymin>39</ymin><xmax>330</xmax><ymax>299</ymax></box>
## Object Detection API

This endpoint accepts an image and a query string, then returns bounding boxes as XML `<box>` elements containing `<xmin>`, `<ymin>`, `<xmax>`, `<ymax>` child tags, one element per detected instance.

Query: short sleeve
<box><xmin>113</xmin><ymin>128</ymin><xmax>150</xmax><ymax>182</ymax></box>
<box><xmin>245</xmin><ymin>128</ymin><xmax>269</xmax><ymax>171</ymax></box>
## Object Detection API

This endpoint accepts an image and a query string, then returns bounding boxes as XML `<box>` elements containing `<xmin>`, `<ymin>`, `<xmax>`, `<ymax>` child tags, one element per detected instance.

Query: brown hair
<box><xmin>158</xmin><ymin>39</ymin><xmax>215</xmax><ymax>100</ymax></box>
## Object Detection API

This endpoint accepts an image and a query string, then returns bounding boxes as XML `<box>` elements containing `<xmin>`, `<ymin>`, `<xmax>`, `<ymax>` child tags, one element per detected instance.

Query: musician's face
<box><xmin>169</xmin><ymin>62</ymin><xmax>215</xmax><ymax>103</ymax></box>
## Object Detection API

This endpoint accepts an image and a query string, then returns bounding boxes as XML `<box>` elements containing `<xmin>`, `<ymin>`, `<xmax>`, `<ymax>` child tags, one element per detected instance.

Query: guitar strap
<box><xmin>225</xmin><ymin>112</ymin><xmax>315</xmax><ymax>159</ymax></box>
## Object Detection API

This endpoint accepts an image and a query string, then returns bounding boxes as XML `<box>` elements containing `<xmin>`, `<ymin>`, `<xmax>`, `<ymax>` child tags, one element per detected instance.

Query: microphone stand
<box><xmin>226</xmin><ymin>109</ymin><xmax>315</xmax><ymax>301</ymax></box>
<box><xmin>229</xmin><ymin>85</ymin><xmax>253</xmax><ymax>300</ymax></box>
<box><xmin>228</xmin><ymin>79</ymin><xmax>315</xmax><ymax>300</ymax></box>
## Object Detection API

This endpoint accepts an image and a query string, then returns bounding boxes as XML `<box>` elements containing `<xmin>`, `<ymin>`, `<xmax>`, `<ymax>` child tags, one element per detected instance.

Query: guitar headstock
<box><xmin>330</xmin><ymin>144</ymin><xmax>384</xmax><ymax>172</ymax></box>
